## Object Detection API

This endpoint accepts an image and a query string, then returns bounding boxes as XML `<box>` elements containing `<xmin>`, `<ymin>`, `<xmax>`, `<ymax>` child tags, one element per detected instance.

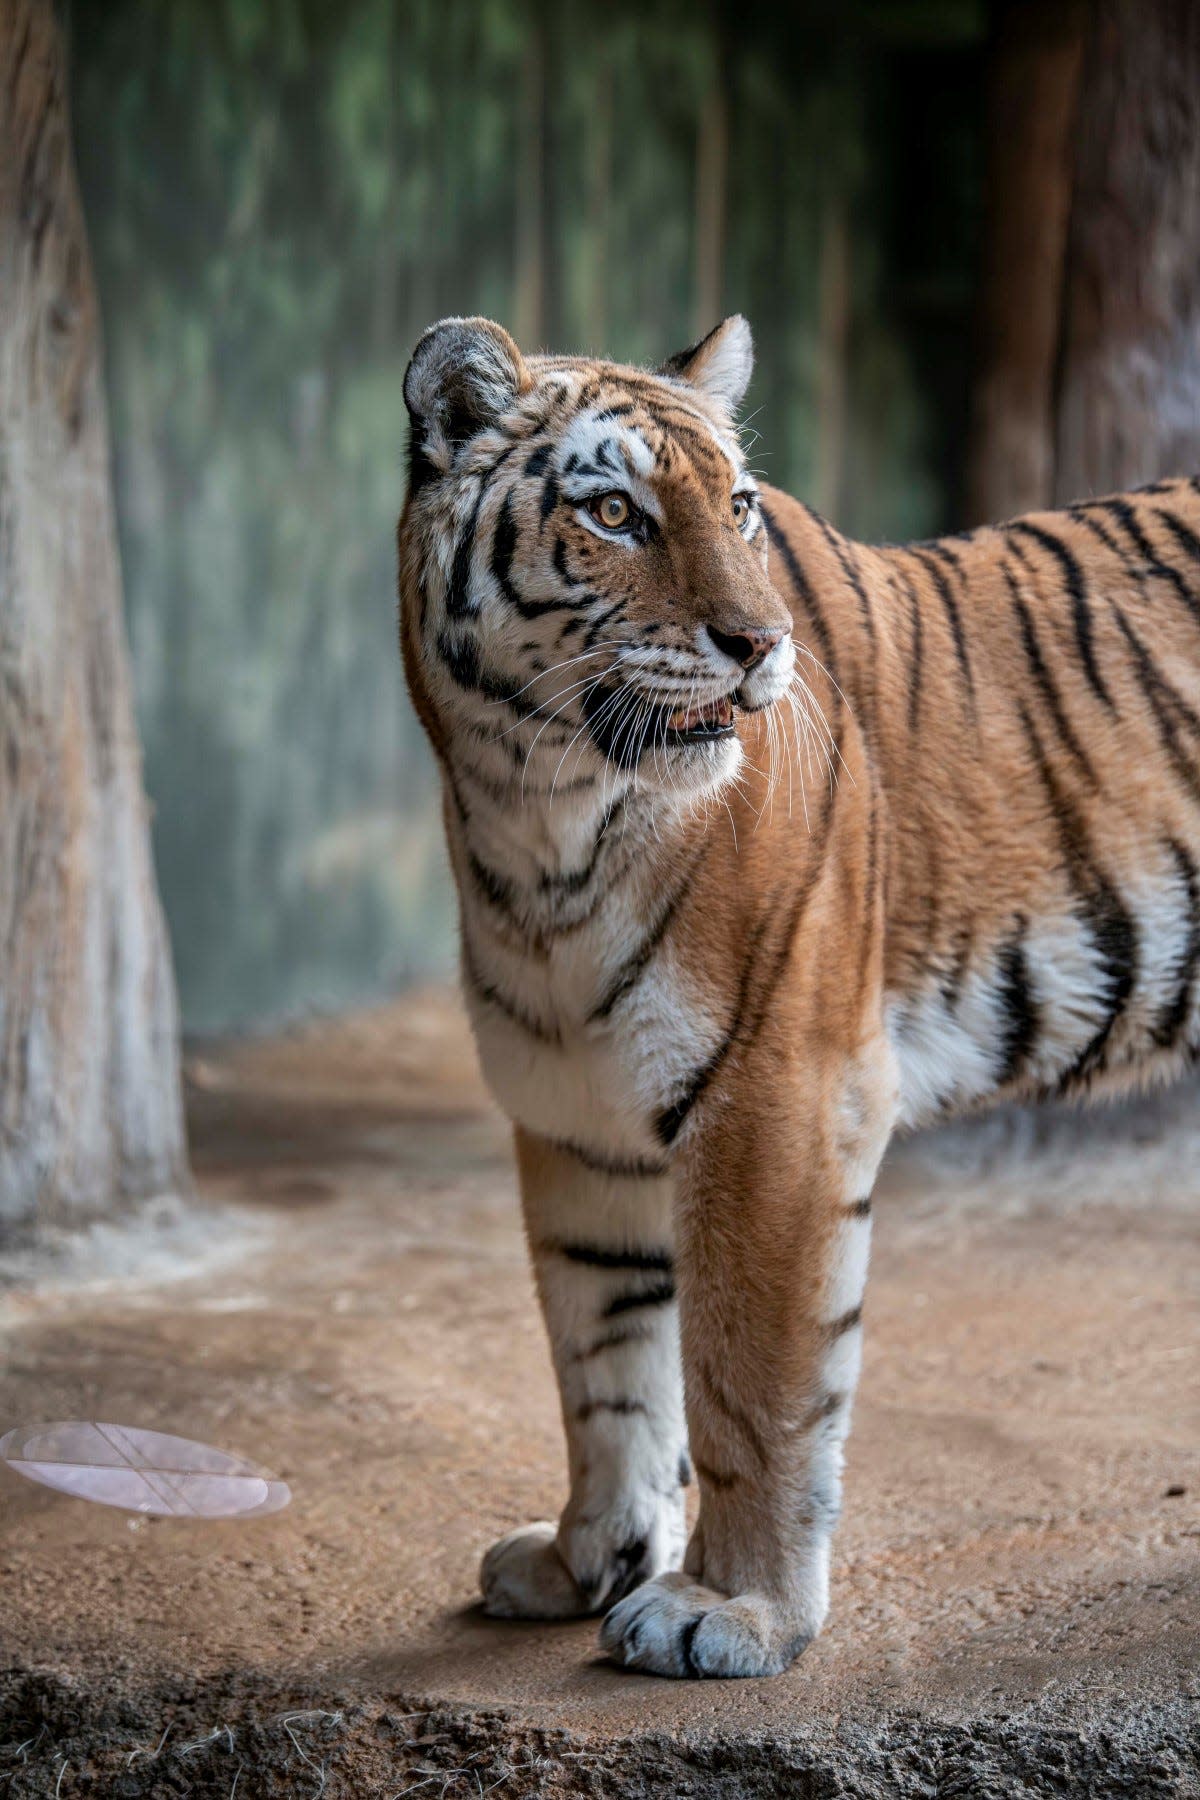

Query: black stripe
<box><xmin>553</xmin><ymin>537</ymin><xmax>581</xmax><ymax>587</ymax></box>
<box><xmin>435</xmin><ymin>630</ymin><xmax>537</xmax><ymax>717</ymax></box>
<box><xmin>1019</xmin><ymin>705</ymin><xmax>1139</xmax><ymax>1084</ymax></box>
<box><xmin>576</xmin><ymin>1398</ymin><xmax>648</xmax><ymax>1422</ymax></box>
<box><xmin>1009</xmin><ymin>521</ymin><xmax>1115</xmax><ymax>714</ymax></box>
<box><xmin>941</xmin><ymin>925</ymin><xmax>973</xmax><ymax>1009</ymax></box>
<box><xmin>693</xmin><ymin>1457</ymin><xmax>740</xmax><ymax>1490</ymax></box>
<box><xmin>467</xmin><ymin>850</ymin><xmax>522</xmax><ymax>920</ymax></box>
<box><xmin>593</xmin><ymin>402</ymin><xmax>636</xmax><ymax>422</ymax></box>
<box><xmin>553</xmin><ymin>1242</ymin><xmax>674</xmax><ymax>1273</ymax></box>
<box><xmin>594</xmin><ymin>435</ymin><xmax>621</xmax><ymax>474</ymax></box>
<box><xmin>583</xmin><ymin>597</ymin><xmax>627</xmax><ymax>648</ymax></box>
<box><xmin>524</xmin><ymin>444</ymin><xmax>552</xmax><ymax>477</ymax></box>
<box><xmin>573</xmin><ymin>1326</ymin><xmax>654</xmax><ymax>1363</ymax></box>
<box><xmin>539</xmin><ymin>470</ymin><xmax>559</xmax><ymax>525</ymax></box>
<box><xmin>804</xmin><ymin>503</ymin><xmax>876</xmax><ymax>649</ymax></box>
<box><xmin>678</xmin><ymin>1616</ymin><xmax>703</xmax><ymax>1679</ymax></box>
<box><xmin>492</xmin><ymin>491</ymin><xmax>571</xmax><ymax>620</ymax></box>
<box><xmin>845</xmin><ymin>1196</ymin><xmax>872</xmax><ymax>1218</ymax></box>
<box><xmin>994</xmin><ymin>915</ymin><xmax>1039</xmax><ymax>1086</ymax></box>
<box><xmin>654</xmin><ymin>917</ymin><xmax>771</xmax><ymax>1147</ymax></box>
<box><xmin>1109</xmin><ymin>605</ymin><xmax>1200</xmax><ymax>801</ymax></box>
<box><xmin>759</xmin><ymin>502</ymin><xmax>841</xmax><ymax>698</ymax></box>
<box><xmin>1093</xmin><ymin>497</ymin><xmax>1197</xmax><ymax>615</ymax></box>
<box><xmin>699</xmin><ymin>1359</ymin><xmax>768</xmax><ymax>1467</ymax></box>
<box><xmin>1153</xmin><ymin>838</ymin><xmax>1200</xmax><ymax>1050</ymax></box>
<box><xmin>603</xmin><ymin>1279</ymin><xmax>676</xmax><ymax>1318</ymax></box>
<box><xmin>911</xmin><ymin>545</ymin><xmax>975</xmax><ymax>708</ymax></box>
<box><xmin>446</xmin><ymin>493</ymin><xmax>485</xmax><ymax>617</ymax></box>
<box><xmin>825</xmin><ymin>1306</ymin><xmax>863</xmax><ymax>1340</ymax></box>
<box><xmin>586</xmin><ymin>857</ymin><xmax>700</xmax><ymax>1023</ymax></box>
<box><xmin>461</xmin><ymin>938</ymin><xmax>559</xmax><ymax>1045</ymax></box>
<box><xmin>654</xmin><ymin>758</ymin><xmax>842</xmax><ymax>1146</ymax></box>
<box><xmin>1067</xmin><ymin>884</ymin><xmax>1138</xmax><ymax>1084</ymax></box>
<box><xmin>1079</xmin><ymin>499</ymin><xmax>1200</xmax><ymax>632</ymax></box>
<box><xmin>551</xmin><ymin>1137</ymin><xmax>670</xmax><ymax>1181</ymax></box>
<box><xmin>541</xmin><ymin>813</ymin><xmax>614</xmax><ymax>896</ymax></box>
<box><xmin>651</xmin><ymin>770</ymin><xmax>841</xmax><ymax>1144</ymax></box>
<box><xmin>897</xmin><ymin>566</ymin><xmax>924</xmax><ymax>731</ymax></box>
<box><xmin>800</xmin><ymin>1391</ymin><xmax>845</xmax><ymax>1431</ymax></box>
<box><xmin>1152</xmin><ymin>504</ymin><xmax>1200</xmax><ymax>573</ymax></box>
<box><xmin>1003</xmin><ymin>561</ymin><xmax>1098</xmax><ymax>786</ymax></box>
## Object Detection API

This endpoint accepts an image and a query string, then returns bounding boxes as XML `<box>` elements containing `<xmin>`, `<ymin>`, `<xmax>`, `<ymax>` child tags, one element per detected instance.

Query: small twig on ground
<box><xmin>126</xmin><ymin>1724</ymin><xmax>172</xmax><ymax>1767</ymax></box>
<box><xmin>229</xmin><ymin>1762</ymin><xmax>244</xmax><ymax>1799</ymax></box>
<box><xmin>2</xmin><ymin>1728</ymin><xmax>46</xmax><ymax>1765</ymax></box>
<box><xmin>52</xmin><ymin>1757</ymin><xmax>68</xmax><ymax>1798</ymax></box>
<box><xmin>277</xmin><ymin>1710</ymin><xmax>344</xmax><ymax>1798</ymax></box>
<box><xmin>180</xmin><ymin>1725</ymin><xmax>236</xmax><ymax>1756</ymax></box>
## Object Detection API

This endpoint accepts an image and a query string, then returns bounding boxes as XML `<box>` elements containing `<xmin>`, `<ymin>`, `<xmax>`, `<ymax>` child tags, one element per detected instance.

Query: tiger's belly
<box><xmin>886</xmin><ymin>857</ymin><xmax>1200</xmax><ymax>1129</ymax></box>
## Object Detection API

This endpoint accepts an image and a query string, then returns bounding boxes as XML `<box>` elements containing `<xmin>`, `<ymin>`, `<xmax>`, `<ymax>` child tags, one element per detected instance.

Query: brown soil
<box><xmin>1</xmin><ymin>989</ymin><xmax>1197</xmax><ymax>1796</ymax></box>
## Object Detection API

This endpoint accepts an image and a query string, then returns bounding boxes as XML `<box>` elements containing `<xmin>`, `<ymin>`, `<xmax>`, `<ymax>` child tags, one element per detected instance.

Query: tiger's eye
<box><xmin>593</xmin><ymin>492</ymin><xmax>631</xmax><ymax>530</ymax></box>
<box><xmin>732</xmin><ymin>493</ymin><xmax>752</xmax><ymax>526</ymax></box>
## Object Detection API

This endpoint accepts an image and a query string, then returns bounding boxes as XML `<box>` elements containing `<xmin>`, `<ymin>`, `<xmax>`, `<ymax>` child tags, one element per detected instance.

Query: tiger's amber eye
<box><xmin>732</xmin><ymin>493</ymin><xmax>752</xmax><ymax>526</ymax></box>
<box><xmin>592</xmin><ymin>492</ymin><xmax>631</xmax><ymax>530</ymax></box>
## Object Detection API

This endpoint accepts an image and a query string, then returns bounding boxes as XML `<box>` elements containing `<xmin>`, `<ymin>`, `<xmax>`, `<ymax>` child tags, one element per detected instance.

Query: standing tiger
<box><xmin>397</xmin><ymin>312</ymin><xmax>1200</xmax><ymax>1678</ymax></box>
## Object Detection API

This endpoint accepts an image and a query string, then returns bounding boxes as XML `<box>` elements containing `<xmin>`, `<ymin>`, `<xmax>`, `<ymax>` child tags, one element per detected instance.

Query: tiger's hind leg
<box><xmin>480</xmin><ymin>1129</ymin><xmax>688</xmax><ymax>1619</ymax></box>
<box><xmin>602</xmin><ymin>1034</ymin><xmax>898</xmax><ymax>1676</ymax></box>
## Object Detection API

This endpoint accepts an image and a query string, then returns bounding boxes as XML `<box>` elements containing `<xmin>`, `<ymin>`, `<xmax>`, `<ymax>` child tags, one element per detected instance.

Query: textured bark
<box><xmin>969</xmin><ymin>0</ymin><xmax>1200</xmax><ymax>521</ymax></box>
<box><xmin>0</xmin><ymin>0</ymin><xmax>187</xmax><ymax>1243</ymax></box>
<box><xmin>965</xmin><ymin>0</ymin><xmax>1086</xmax><ymax>523</ymax></box>
<box><xmin>1053</xmin><ymin>0</ymin><xmax>1200</xmax><ymax>501</ymax></box>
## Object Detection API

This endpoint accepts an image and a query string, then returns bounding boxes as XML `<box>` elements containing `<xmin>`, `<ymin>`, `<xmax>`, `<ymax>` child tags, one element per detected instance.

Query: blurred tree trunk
<box><xmin>815</xmin><ymin>193</ymin><xmax>850</xmax><ymax>524</ymax></box>
<box><xmin>965</xmin><ymin>0</ymin><xmax>1086</xmax><ymax>522</ymax></box>
<box><xmin>513</xmin><ymin>1</ymin><xmax>548</xmax><ymax>348</ymax></box>
<box><xmin>582</xmin><ymin>48</ymin><xmax>612</xmax><ymax>354</ymax></box>
<box><xmin>0</xmin><ymin>0</ymin><xmax>187</xmax><ymax>1245</ymax></box>
<box><xmin>1053</xmin><ymin>0</ymin><xmax>1200</xmax><ymax>500</ymax></box>
<box><xmin>968</xmin><ymin>0</ymin><xmax>1200</xmax><ymax>521</ymax></box>
<box><xmin>692</xmin><ymin>10</ymin><xmax>730</xmax><ymax>339</ymax></box>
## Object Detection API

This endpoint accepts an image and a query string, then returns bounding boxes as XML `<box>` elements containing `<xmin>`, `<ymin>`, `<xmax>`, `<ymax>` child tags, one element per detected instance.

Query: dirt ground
<box><xmin>1</xmin><ymin>989</ymin><xmax>1197</xmax><ymax>1796</ymax></box>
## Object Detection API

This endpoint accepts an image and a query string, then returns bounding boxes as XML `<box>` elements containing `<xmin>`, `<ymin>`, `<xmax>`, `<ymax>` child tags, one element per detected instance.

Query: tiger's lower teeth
<box><xmin>670</xmin><ymin>702</ymin><xmax>729</xmax><ymax>732</ymax></box>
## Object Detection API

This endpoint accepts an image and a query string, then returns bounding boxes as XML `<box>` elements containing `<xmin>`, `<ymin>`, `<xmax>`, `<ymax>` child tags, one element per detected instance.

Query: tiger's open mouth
<box><xmin>665</xmin><ymin>695</ymin><xmax>736</xmax><ymax>742</ymax></box>
<box><xmin>581</xmin><ymin>680</ymin><xmax>741</xmax><ymax>770</ymax></box>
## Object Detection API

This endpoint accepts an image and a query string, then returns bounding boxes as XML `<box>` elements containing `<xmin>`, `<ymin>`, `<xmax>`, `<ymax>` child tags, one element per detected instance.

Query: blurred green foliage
<box><xmin>69</xmin><ymin>0</ymin><xmax>985</xmax><ymax>1031</ymax></box>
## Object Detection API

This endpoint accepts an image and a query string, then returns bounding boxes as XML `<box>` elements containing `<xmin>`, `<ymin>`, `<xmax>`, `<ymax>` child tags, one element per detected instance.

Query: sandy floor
<box><xmin>1</xmin><ymin>990</ymin><xmax>1197</xmax><ymax>1795</ymax></box>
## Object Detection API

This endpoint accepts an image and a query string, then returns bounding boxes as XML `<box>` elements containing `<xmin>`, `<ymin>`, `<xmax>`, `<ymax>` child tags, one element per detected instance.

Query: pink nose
<box><xmin>706</xmin><ymin>624</ymin><xmax>787</xmax><ymax>671</ymax></box>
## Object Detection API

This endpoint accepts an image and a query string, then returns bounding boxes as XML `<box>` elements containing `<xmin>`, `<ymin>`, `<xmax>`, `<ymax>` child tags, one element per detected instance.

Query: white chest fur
<box><xmin>452</xmin><ymin>787</ymin><xmax>724</xmax><ymax>1165</ymax></box>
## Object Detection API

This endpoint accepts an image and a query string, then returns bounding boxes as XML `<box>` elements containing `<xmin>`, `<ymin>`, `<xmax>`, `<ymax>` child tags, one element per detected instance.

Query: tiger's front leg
<box><xmin>481</xmin><ymin>1129</ymin><xmax>689</xmax><ymax>1619</ymax></box>
<box><xmin>602</xmin><ymin>1036</ymin><xmax>898</xmax><ymax>1677</ymax></box>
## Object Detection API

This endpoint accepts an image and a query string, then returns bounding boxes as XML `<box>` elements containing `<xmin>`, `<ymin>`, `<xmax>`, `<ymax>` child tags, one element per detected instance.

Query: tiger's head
<box><xmin>398</xmin><ymin>314</ymin><xmax>795</xmax><ymax>804</ymax></box>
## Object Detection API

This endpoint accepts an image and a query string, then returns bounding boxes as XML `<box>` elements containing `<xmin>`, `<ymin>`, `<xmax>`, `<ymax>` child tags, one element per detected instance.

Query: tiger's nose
<box><xmin>706</xmin><ymin>624</ymin><xmax>787</xmax><ymax>671</ymax></box>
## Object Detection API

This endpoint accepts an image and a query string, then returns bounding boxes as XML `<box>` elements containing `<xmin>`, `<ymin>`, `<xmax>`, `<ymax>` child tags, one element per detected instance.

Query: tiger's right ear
<box><xmin>404</xmin><ymin>317</ymin><xmax>530</xmax><ymax>485</ymax></box>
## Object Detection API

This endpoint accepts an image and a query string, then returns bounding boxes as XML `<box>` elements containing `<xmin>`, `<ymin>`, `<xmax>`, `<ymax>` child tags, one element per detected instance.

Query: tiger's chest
<box><xmin>463</xmin><ymin>889</ymin><xmax>723</xmax><ymax>1169</ymax></box>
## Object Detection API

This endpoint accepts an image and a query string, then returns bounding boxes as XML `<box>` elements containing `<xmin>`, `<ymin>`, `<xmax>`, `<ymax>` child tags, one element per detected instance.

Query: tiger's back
<box><xmin>753</xmin><ymin>478</ymin><xmax>1200</xmax><ymax>1130</ymax></box>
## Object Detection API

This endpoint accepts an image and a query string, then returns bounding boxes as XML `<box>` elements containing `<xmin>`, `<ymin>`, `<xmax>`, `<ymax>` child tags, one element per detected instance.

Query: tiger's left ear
<box><xmin>659</xmin><ymin>315</ymin><xmax>754</xmax><ymax>414</ymax></box>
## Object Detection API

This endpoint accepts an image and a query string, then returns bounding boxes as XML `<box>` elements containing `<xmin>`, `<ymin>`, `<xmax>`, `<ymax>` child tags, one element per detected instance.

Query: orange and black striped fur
<box><xmin>397</xmin><ymin>313</ymin><xmax>1200</xmax><ymax>1677</ymax></box>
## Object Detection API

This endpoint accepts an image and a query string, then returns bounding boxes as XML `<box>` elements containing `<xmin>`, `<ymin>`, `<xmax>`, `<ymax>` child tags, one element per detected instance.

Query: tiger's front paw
<box><xmin>481</xmin><ymin>1521</ymin><xmax>589</xmax><ymax>1619</ymax></box>
<box><xmin>481</xmin><ymin>1488</ymin><xmax>686</xmax><ymax>1620</ymax></box>
<box><xmin>600</xmin><ymin>1572</ymin><xmax>815</xmax><ymax>1678</ymax></box>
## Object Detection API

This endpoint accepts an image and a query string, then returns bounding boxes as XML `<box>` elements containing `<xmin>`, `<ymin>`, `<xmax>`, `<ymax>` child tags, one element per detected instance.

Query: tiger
<box><xmin>396</xmin><ymin>311</ymin><xmax>1200</xmax><ymax>1679</ymax></box>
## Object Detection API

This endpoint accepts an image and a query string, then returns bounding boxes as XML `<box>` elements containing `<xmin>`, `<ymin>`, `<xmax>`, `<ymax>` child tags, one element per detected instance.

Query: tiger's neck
<box><xmin>444</xmin><ymin>739</ymin><xmax>694</xmax><ymax>946</ymax></box>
